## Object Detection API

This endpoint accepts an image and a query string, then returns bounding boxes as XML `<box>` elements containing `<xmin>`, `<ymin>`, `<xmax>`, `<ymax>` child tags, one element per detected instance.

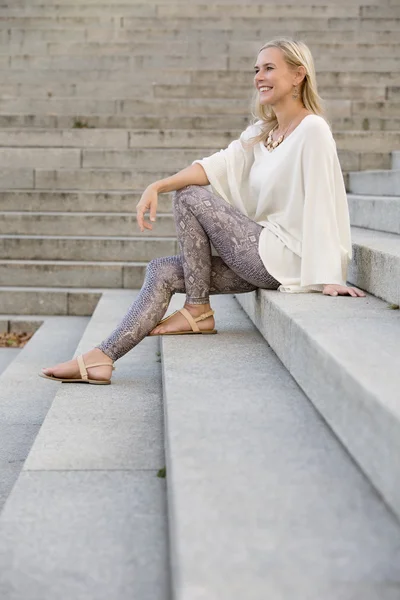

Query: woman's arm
<box><xmin>136</xmin><ymin>163</ymin><xmax>209</xmax><ymax>232</ymax></box>
<box><xmin>150</xmin><ymin>163</ymin><xmax>209</xmax><ymax>193</ymax></box>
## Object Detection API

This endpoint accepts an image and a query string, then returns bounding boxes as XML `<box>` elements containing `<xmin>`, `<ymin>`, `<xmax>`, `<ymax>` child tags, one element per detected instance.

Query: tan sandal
<box><xmin>149</xmin><ymin>308</ymin><xmax>217</xmax><ymax>336</ymax></box>
<box><xmin>39</xmin><ymin>354</ymin><xmax>115</xmax><ymax>385</ymax></box>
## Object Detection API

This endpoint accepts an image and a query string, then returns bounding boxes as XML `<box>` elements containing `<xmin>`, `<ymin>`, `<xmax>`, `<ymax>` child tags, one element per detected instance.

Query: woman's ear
<box><xmin>295</xmin><ymin>65</ymin><xmax>307</xmax><ymax>86</ymax></box>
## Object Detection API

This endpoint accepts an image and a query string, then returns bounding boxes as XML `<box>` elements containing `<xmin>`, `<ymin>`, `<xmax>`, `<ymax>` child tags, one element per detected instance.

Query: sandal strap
<box><xmin>194</xmin><ymin>309</ymin><xmax>215</xmax><ymax>322</ymax></box>
<box><xmin>179</xmin><ymin>307</ymin><xmax>200</xmax><ymax>332</ymax></box>
<box><xmin>77</xmin><ymin>354</ymin><xmax>88</xmax><ymax>380</ymax></box>
<box><xmin>179</xmin><ymin>308</ymin><xmax>215</xmax><ymax>333</ymax></box>
<box><xmin>85</xmin><ymin>362</ymin><xmax>115</xmax><ymax>371</ymax></box>
<box><xmin>77</xmin><ymin>355</ymin><xmax>115</xmax><ymax>380</ymax></box>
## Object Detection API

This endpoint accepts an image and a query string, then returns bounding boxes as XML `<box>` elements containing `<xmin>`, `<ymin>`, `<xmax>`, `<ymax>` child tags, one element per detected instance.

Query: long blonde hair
<box><xmin>243</xmin><ymin>38</ymin><xmax>330</xmax><ymax>149</ymax></box>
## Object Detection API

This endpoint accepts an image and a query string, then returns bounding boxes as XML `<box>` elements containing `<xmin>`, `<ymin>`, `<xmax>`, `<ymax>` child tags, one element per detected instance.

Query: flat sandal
<box><xmin>148</xmin><ymin>308</ymin><xmax>217</xmax><ymax>336</ymax></box>
<box><xmin>39</xmin><ymin>354</ymin><xmax>115</xmax><ymax>385</ymax></box>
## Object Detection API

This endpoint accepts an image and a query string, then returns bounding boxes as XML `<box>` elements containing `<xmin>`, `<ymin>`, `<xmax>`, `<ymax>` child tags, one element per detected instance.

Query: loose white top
<box><xmin>192</xmin><ymin>114</ymin><xmax>352</xmax><ymax>293</ymax></box>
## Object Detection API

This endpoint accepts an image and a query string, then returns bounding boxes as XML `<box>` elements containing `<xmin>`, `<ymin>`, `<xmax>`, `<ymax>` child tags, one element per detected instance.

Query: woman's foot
<box><xmin>149</xmin><ymin>302</ymin><xmax>215</xmax><ymax>335</ymax></box>
<box><xmin>41</xmin><ymin>347</ymin><xmax>114</xmax><ymax>382</ymax></box>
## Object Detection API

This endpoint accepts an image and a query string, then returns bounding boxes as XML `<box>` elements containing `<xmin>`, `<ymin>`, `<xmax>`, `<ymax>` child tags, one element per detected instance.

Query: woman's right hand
<box><xmin>136</xmin><ymin>184</ymin><xmax>159</xmax><ymax>233</ymax></box>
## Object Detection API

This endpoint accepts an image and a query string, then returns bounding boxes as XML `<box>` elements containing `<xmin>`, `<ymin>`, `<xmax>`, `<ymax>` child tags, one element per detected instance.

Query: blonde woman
<box><xmin>40</xmin><ymin>38</ymin><xmax>365</xmax><ymax>385</ymax></box>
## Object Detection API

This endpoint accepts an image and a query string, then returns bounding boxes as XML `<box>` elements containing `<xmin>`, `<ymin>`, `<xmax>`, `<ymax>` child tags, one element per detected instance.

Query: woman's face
<box><xmin>254</xmin><ymin>47</ymin><xmax>302</xmax><ymax>106</ymax></box>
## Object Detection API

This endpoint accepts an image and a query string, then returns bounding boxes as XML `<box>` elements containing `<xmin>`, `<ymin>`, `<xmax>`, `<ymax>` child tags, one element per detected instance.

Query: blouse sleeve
<box><xmin>191</xmin><ymin>122</ymin><xmax>259</xmax><ymax>206</ymax></box>
<box><xmin>300</xmin><ymin>122</ymin><xmax>352</xmax><ymax>289</ymax></box>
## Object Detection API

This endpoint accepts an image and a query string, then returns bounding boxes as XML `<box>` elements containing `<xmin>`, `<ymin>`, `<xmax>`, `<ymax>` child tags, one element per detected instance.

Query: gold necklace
<box><xmin>265</xmin><ymin>117</ymin><xmax>295</xmax><ymax>152</ymax></box>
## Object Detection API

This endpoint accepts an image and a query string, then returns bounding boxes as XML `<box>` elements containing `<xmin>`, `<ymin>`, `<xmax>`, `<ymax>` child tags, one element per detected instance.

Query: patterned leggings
<box><xmin>96</xmin><ymin>185</ymin><xmax>281</xmax><ymax>361</ymax></box>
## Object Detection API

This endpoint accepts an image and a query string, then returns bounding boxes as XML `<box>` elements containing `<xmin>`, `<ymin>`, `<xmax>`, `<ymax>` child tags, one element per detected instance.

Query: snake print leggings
<box><xmin>96</xmin><ymin>184</ymin><xmax>281</xmax><ymax>361</ymax></box>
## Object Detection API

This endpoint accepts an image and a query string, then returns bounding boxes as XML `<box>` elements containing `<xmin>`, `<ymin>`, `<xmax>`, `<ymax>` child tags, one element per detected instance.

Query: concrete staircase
<box><xmin>0</xmin><ymin>1</ymin><xmax>400</xmax><ymax>598</ymax></box>
<box><xmin>0</xmin><ymin>0</ymin><xmax>400</xmax><ymax>313</ymax></box>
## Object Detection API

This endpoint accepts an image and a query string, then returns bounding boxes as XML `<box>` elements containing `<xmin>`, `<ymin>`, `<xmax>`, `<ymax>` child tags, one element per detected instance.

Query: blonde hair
<box><xmin>244</xmin><ymin>37</ymin><xmax>330</xmax><ymax>149</ymax></box>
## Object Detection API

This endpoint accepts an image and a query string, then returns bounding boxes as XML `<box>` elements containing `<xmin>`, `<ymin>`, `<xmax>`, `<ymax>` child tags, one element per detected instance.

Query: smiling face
<box><xmin>254</xmin><ymin>46</ymin><xmax>305</xmax><ymax>107</ymax></box>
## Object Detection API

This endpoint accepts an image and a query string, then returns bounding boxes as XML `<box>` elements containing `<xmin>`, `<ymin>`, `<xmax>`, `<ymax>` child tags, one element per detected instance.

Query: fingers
<box><xmin>136</xmin><ymin>205</ymin><xmax>153</xmax><ymax>233</ymax></box>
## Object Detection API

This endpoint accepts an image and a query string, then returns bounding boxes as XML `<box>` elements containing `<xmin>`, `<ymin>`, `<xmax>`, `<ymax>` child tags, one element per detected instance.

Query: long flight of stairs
<box><xmin>0</xmin><ymin>0</ymin><xmax>400</xmax><ymax>312</ymax></box>
<box><xmin>1</xmin><ymin>0</ymin><xmax>400</xmax><ymax>598</ymax></box>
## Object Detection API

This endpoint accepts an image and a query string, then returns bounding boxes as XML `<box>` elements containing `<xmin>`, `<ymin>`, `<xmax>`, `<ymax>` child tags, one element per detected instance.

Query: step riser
<box><xmin>0</xmin><ymin>238</ymin><xmax>178</xmax><ymax>261</ymax></box>
<box><xmin>0</xmin><ymin>114</ymin><xmax>399</xmax><ymax>132</ymax></box>
<box><xmin>0</xmin><ymin>148</ymin><xmax>216</xmax><ymax>170</ymax></box>
<box><xmin>1</xmin><ymin>68</ymin><xmax>399</xmax><ymax>87</ymax></box>
<box><xmin>4</xmin><ymin>28</ymin><xmax>400</xmax><ymax>45</ymax></box>
<box><xmin>235</xmin><ymin>290</ymin><xmax>400</xmax><ymax>522</ymax></box>
<box><xmin>0</xmin><ymin>289</ymin><xmax>100</xmax><ymax>315</ymax></box>
<box><xmin>0</xmin><ymin>214</ymin><xmax>177</xmax><ymax>237</ymax></box>
<box><xmin>392</xmin><ymin>152</ymin><xmax>400</xmax><ymax>170</ymax></box>
<box><xmin>0</xmin><ymin>6</ymin><xmax>364</xmax><ymax>18</ymax></box>
<box><xmin>1</xmin><ymin>17</ymin><xmax>400</xmax><ymax>31</ymax></box>
<box><xmin>3</xmin><ymin>43</ymin><xmax>400</xmax><ymax>59</ymax></box>
<box><xmin>348</xmin><ymin>171</ymin><xmax>400</xmax><ymax>196</ymax></box>
<box><xmin>0</xmin><ymin>117</ymin><xmax>400</xmax><ymax>134</ymax></box>
<box><xmin>348</xmin><ymin>244</ymin><xmax>400</xmax><ymax>306</ymax></box>
<box><xmin>0</xmin><ymin>262</ymin><xmax>147</xmax><ymax>288</ymax></box>
<box><xmin>0</xmin><ymin>148</ymin><xmax>393</xmax><ymax>170</ymax></box>
<box><xmin>0</xmin><ymin>100</ymin><xmax>399</xmax><ymax>119</ymax></box>
<box><xmin>0</xmin><ymin>191</ymin><xmax>173</xmax><ymax>213</ymax></box>
<box><xmin>4</xmin><ymin>55</ymin><xmax>400</xmax><ymax>71</ymax></box>
<box><xmin>348</xmin><ymin>196</ymin><xmax>400</xmax><ymax>236</ymax></box>
<box><xmin>0</xmin><ymin>84</ymin><xmax>395</xmax><ymax>102</ymax></box>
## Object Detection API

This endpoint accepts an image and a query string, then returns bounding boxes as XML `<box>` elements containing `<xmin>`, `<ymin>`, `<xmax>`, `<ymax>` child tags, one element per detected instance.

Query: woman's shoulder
<box><xmin>301</xmin><ymin>114</ymin><xmax>334</xmax><ymax>138</ymax></box>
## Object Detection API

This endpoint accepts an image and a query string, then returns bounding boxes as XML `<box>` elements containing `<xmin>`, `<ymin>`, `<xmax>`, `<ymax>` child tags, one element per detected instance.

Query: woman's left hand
<box><xmin>323</xmin><ymin>284</ymin><xmax>366</xmax><ymax>297</ymax></box>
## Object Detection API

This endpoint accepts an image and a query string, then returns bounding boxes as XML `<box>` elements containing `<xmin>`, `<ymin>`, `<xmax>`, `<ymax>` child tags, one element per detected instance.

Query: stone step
<box><xmin>0</xmin><ymin>17</ymin><xmax>350</xmax><ymax>30</ymax></box>
<box><xmin>3</xmin><ymin>41</ymin><xmax>400</xmax><ymax>59</ymax></box>
<box><xmin>0</xmin><ymin>286</ymin><xmax>101</xmax><ymax>315</ymax></box>
<box><xmin>0</xmin><ymin>4</ymin><xmax>362</xmax><ymax>18</ymax></box>
<box><xmin>235</xmin><ymin>281</ymin><xmax>400</xmax><ymax>523</ymax></box>
<box><xmin>391</xmin><ymin>150</ymin><xmax>400</xmax><ymax>169</ymax></box>
<box><xmin>4</xmin><ymin>0</ymin><xmax>387</xmax><ymax>5</ymax></box>
<box><xmin>348</xmin><ymin>194</ymin><xmax>400</xmax><ymax>235</ymax></box>
<box><xmin>0</xmin><ymin>144</ymin><xmax>392</xmax><ymax>171</ymax></box>
<box><xmin>0</xmin><ymin>147</ymin><xmax>216</xmax><ymax>170</ymax></box>
<box><xmin>4</xmin><ymin>53</ymin><xmax>400</xmax><ymax>72</ymax></box>
<box><xmin>0</xmin><ymin>348</ymin><xmax>20</xmax><ymax>377</ymax></box>
<box><xmin>1</xmin><ymin>16</ymin><xmax>400</xmax><ymax>32</ymax></box>
<box><xmin>349</xmin><ymin>226</ymin><xmax>400</xmax><ymax>305</ymax></box>
<box><xmin>3</xmin><ymin>26</ymin><xmax>400</xmax><ymax>45</ymax></box>
<box><xmin>0</xmin><ymin>234</ymin><xmax>178</xmax><ymax>261</ymax></box>
<box><xmin>0</xmin><ymin>113</ymin><xmax>399</xmax><ymax>133</ymax></box>
<box><xmin>0</xmin><ymin>67</ymin><xmax>399</xmax><ymax>87</ymax></box>
<box><xmin>2</xmin><ymin>168</ymin><xmax>175</xmax><ymax>190</ymax></box>
<box><xmin>0</xmin><ymin>189</ymin><xmax>173</xmax><ymax>212</ymax></box>
<box><xmin>0</xmin><ymin>290</ymin><xmax>169</xmax><ymax>596</ymax></box>
<box><xmin>162</xmin><ymin>293</ymin><xmax>400</xmax><ymax>599</ymax></box>
<box><xmin>348</xmin><ymin>169</ymin><xmax>400</xmax><ymax>196</ymax></box>
<box><xmin>1</xmin><ymin>76</ymin><xmax>400</xmax><ymax>99</ymax></box>
<box><xmin>0</xmin><ymin>211</ymin><xmax>176</xmax><ymax>237</ymax></box>
<box><xmin>0</xmin><ymin>259</ymin><xmax>148</xmax><ymax>289</ymax></box>
<box><xmin>0</xmin><ymin>115</ymin><xmax>399</xmax><ymax>136</ymax></box>
<box><xmin>0</xmin><ymin>99</ymin><xmax>399</xmax><ymax>120</ymax></box>
<box><xmin>0</xmin><ymin>314</ymin><xmax>88</xmax><ymax>509</ymax></box>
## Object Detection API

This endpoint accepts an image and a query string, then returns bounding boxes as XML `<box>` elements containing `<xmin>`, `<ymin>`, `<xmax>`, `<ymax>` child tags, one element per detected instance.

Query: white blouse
<box><xmin>192</xmin><ymin>114</ymin><xmax>353</xmax><ymax>293</ymax></box>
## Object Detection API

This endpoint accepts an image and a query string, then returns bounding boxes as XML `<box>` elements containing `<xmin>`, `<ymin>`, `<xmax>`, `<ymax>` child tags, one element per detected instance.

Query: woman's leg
<box><xmin>41</xmin><ymin>254</ymin><xmax>260</xmax><ymax>380</ymax></box>
<box><xmin>172</xmin><ymin>184</ymin><xmax>281</xmax><ymax>304</ymax></box>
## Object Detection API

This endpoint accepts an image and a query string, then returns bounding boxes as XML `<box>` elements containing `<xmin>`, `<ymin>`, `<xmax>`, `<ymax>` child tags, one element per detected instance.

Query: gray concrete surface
<box><xmin>0</xmin><ymin>348</ymin><xmax>20</xmax><ymax>376</ymax></box>
<box><xmin>162</xmin><ymin>293</ymin><xmax>400</xmax><ymax>600</ymax></box>
<box><xmin>349</xmin><ymin>226</ymin><xmax>400</xmax><ymax>304</ymax></box>
<box><xmin>0</xmin><ymin>315</ymin><xmax>88</xmax><ymax>510</ymax></box>
<box><xmin>0</xmin><ymin>290</ymin><xmax>170</xmax><ymax>600</ymax></box>
<box><xmin>235</xmin><ymin>287</ymin><xmax>400</xmax><ymax>522</ymax></box>
<box><xmin>348</xmin><ymin>194</ymin><xmax>400</xmax><ymax>235</ymax></box>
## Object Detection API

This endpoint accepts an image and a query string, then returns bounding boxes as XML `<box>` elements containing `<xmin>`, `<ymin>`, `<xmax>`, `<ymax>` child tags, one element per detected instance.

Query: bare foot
<box><xmin>41</xmin><ymin>347</ymin><xmax>114</xmax><ymax>382</ymax></box>
<box><xmin>149</xmin><ymin>302</ymin><xmax>215</xmax><ymax>335</ymax></box>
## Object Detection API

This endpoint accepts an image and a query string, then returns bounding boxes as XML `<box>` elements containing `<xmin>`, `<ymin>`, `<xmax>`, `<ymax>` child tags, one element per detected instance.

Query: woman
<box><xmin>40</xmin><ymin>37</ymin><xmax>366</xmax><ymax>385</ymax></box>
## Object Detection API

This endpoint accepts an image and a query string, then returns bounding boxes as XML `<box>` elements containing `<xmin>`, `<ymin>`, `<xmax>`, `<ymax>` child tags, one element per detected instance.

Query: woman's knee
<box><xmin>173</xmin><ymin>185</ymin><xmax>209</xmax><ymax>206</ymax></box>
